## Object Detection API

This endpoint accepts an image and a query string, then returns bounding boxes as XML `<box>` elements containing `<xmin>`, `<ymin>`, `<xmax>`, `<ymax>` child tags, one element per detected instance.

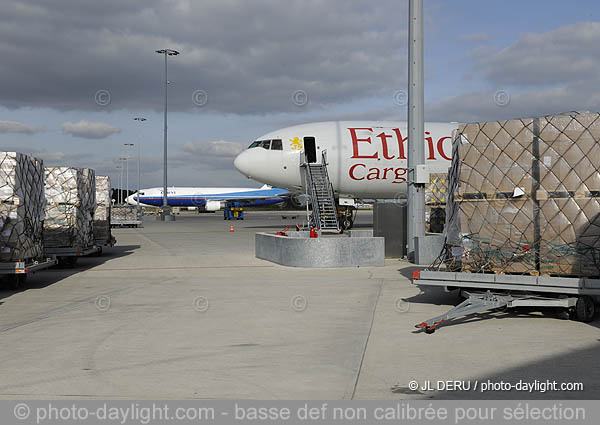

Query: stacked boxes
<box><xmin>44</xmin><ymin>167</ymin><xmax>96</xmax><ymax>248</ymax></box>
<box><xmin>111</xmin><ymin>205</ymin><xmax>138</xmax><ymax>222</ymax></box>
<box><xmin>448</xmin><ymin>112</ymin><xmax>600</xmax><ymax>276</ymax></box>
<box><xmin>93</xmin><ymin>176</ymin><xmax>112</xmax><ymax>241</ymax></box>
<box><xmin>0</xmin><ymin>152</ymin><xmax>45</xmax><ymax>261</ymax></box>
<box><xmin>425</xmin><ymin>173</ymin><xmax>448</xmax><ymax>233</ymax></box>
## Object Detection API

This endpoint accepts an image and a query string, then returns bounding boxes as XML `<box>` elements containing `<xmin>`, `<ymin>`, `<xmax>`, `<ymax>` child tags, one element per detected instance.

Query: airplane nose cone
<box><xmin>234</xmin><ymin>151</ymin><xmax>251</xmax><ymax>178</ymax></box>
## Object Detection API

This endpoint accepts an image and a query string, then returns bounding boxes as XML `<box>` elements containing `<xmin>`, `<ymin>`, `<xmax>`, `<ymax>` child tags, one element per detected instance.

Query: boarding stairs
<box><xmin>301</xmin><ymin>151</ymin><xmax>339</xmax><ymax>232</ymax></box>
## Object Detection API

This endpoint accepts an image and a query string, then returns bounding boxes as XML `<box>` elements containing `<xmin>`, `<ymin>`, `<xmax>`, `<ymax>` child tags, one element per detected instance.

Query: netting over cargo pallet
<box><xmin>446</xmin><ymin>112</ymin><xmax>600</xmax><ymax>277</ymax></box>
<box><xmin>0</xmin><ymin>152</ymin><xmax>45</xmax><ymax>262</ymax></box>
<box><xmin>44</xmin><ymin>167</ymin><xmax>96</xmax><ymax>248</ymax></box>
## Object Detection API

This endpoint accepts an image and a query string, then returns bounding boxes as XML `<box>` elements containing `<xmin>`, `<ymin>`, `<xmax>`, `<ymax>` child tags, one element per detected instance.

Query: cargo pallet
<box><xmin>412</xmin><ymin>270</ymin><xmax>600</xmax><ymax>333</ymax></box>
<box><xmin>45</xmin><ymin>246</ymin><xmax>101</xmax><ymax>268</ymax></box>
<box><xmin>0</xmin><ymin>258</ymin><xmax>58</xmax><ymax>289</ymax></box>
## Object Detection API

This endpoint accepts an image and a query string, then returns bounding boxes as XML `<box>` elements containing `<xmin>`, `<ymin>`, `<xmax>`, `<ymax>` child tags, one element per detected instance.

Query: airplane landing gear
<box><xmin>338</xmin><ymin>206</ymin><xmax>356</xmax><ymax>230</ymax></box>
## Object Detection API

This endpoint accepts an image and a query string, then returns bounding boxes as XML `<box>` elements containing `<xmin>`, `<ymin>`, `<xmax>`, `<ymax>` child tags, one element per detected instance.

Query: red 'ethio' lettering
<box><xmin>392</xmin><ymin>128</ymin><xmax>407</xmax><ymax>160</ymax></box>
<box><xmin>376</xmin><ymin>132</ymin><xmax>394</xmax><ymax>160</ymax></box>
<box><xmin>425</xmin><ymin>131</ymin><xmax>436</xmax><ymax>160</ymax></box>
<box><xmin>349</xmin><ymin>128</ymin><xmax>378</xmax><ymax>159</ymax></box>
<box><xmin>437</xmin><ymin>136</ymin><xmax>452</xmax><ymax>161</ymax></box>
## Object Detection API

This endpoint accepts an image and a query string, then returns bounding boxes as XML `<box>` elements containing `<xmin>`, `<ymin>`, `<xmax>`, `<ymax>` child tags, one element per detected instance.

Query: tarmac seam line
<box><xmin>350</xmin><ymin>277</ymin><xmax>384</xmax><ymax>400</ymax></box>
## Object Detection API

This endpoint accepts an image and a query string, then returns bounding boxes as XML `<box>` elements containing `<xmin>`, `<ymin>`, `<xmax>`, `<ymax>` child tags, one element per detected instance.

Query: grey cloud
<box><xmin>180</xmin><ymin>140</ymin><xmax>244</xmax><ymax>158</ymax></box>
<box><xmin>426</xmin><ymin>82</ymin><xmax>600</xmax><ymax>123</ymax></box>
<box><xmin>426</xmin><ymin>22</ymin><xmax>600</xmax><ymax>123</ymax></box>
<box><xmin>478</xmin><ymin>22</ymin><xmax>600</xmax><ymax>86</ymax></box>
<box><xmin>171</xmin><ymin>140</ymin><xmax>244</xmax><ymax>170</ymax></box>
<box><xmin>61</xmin><ymin>120</ymin><xmax>121</xmax><ymax>139</ymax></box>
<box><xmin>0</xmin><ymin>0</ymin><xmax>408</xmax><ymax>115</ymax></box>
<box><xmin>0</xmin><ymin>120</ymin><xmax>43</xmax><ymax>134</ymax></box>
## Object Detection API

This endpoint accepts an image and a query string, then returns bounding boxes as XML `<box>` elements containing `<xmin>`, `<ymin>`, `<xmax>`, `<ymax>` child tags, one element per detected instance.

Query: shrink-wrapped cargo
<box><xmin>112</xmin><ymin>205</ymin><xmax>138</xmax><ymax>222</ymax></box>
<box><xmin>93</xmin><ymin>175</ymin><xmax>111</xmax><ymax>241</ymax></box>
<box><xmin>44</xmin><ymin>167</ymin><xmax>96</xmax><ymax>248</ymax></box>
<box><xmin>0</xmin><ymin>152</ymin><xmax>45</xmax><ymax>261</ymax></box>
<box><xmin>447</xmin><ymin>112</ymin><xmax>600</xmax><ymax>277</ymax></box>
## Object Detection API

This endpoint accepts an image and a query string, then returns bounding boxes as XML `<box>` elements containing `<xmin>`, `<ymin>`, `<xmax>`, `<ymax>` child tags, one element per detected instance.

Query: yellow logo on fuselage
<box><xmin>289</xmin><ymin>137</ymin><xmax>303</xmax><ymax>150</ymax></box>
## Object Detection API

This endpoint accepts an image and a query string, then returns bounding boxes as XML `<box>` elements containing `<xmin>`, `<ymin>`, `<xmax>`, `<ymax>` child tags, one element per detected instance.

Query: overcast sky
<box><xmin>1</xmin><ymin>0</ymin><xmax>600</xmax><ymax>188</ymax></box>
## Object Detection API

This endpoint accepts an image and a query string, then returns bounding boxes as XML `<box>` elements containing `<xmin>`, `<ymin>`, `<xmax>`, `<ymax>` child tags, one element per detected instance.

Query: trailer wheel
<box><xmin>341</xmin><ymin>218</ymin><xmax>353</xmax><ymax>230</ymax></box>
<box><xmin>8</xmin><ymin>274</ymin><xmax>27</xmax><ymax>290</ymax></box>
<box><xmin>574</xmin><ymin>296</ymin><xmax>595</xmax><ymax>322</ymax></box>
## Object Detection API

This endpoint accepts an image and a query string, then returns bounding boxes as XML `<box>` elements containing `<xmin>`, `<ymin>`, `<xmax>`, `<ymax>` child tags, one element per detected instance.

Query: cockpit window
<box><xmin>248</xmin><ymin>139</ymin><xmax>280</xmax><ymax>150</ymax></box>
<box><xmin>271</xmin><ymin>139</ymin><xmax>282</xmax><ymax>150</ymax></box>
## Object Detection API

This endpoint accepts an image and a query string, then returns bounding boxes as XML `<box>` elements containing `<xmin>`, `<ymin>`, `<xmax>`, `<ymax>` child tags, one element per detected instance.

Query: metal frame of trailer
<box><xmin>412</xmin><ymin>270</ymin><xmax>600</xmax><ymax>333</ymax></box>
<box><xmin>45</xmin><ymin>246</ymin><xmax>101</xmax><ymax>268</ymax></box>
<box><xmin>94</xmin><ymin>235</ymin><xmax>116</xmax><ymax>247</ymax></box>
<box><xmin>93</xmin><ymin>236</ymin><xmax>116</xmax><ymax>256</ymax></box>
<box><xmin>0</xmin><ymin>258</ymin><xmax>58</xmax><ymax>289</ymax></box>
<box><xmin>111</xmin><ymin>220</ymin><xmax>142</xmax><ymax>228</ymax></box>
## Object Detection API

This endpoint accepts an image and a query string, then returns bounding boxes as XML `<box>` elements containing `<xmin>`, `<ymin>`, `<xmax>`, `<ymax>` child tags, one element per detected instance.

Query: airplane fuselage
<box><xmin>234</xmin><ymin>121</ymin><xmax>457</xmax><ymax>199</ymax></box>
<box><xmin>127</xmin><ymin>187</ymin><xmax>288</xmax><ymax>209</ymax></box>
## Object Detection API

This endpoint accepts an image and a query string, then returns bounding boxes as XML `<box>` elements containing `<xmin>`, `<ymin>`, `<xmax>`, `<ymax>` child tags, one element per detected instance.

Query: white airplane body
<box><xmin>126</xmin><ymin>185</ymin><xmax>289</xmax><ymax>210</ymax></box>
<box><xmin>234</xmin><ymin>121</ymin><xmax>457</xmax><ymax>199</ymax></box>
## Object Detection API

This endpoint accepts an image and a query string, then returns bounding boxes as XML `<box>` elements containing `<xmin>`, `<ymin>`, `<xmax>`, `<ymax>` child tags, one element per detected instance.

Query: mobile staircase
<box><xmin>301</xmin><ymin>150</ymin><xmax>339</xmax><ymax>232</ymax></box>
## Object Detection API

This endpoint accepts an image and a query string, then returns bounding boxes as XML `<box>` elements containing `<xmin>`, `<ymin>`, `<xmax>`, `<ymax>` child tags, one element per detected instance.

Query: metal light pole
<box><xmin>133</xmin><ymin>117</ymin><xmax>146</xmax><ymax>216</ymax></box>
<box><xmin>116</xmin><ymin>165</ymin><xmax>122</xmax><ymax>204</ymax></box>
<box><xmin>155</xmin><ymin>48</ymin><xmax>180</xmax><ymax>221</ymax></box>
<box><xmin>407</xmin><ymin>0</ymin><xmax>425</xmax><ymax>261</ymax></box>
<box><xmin>124</xmin><ymin>143</ymin><xmax>134</xmax><ymax>203</ymax></box>
<box><xmin>119</xmin><ymin>157</ymin><xmax>127</xmax><ymax>204</ymax></box>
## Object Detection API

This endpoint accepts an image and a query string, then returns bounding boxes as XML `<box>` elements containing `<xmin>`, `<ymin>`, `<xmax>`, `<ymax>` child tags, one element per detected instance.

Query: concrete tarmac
<box><xmin>0</xmin><ymin>210</ymin><xmax>598</xmax><ymax>399</ymax></box>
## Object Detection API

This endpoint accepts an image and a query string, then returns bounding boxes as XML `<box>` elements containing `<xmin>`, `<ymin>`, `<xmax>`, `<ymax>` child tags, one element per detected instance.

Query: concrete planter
<box><xmin>255</xmin><ymin>230</ymin><xmax>384</xmax><ymax>267</ymax></box>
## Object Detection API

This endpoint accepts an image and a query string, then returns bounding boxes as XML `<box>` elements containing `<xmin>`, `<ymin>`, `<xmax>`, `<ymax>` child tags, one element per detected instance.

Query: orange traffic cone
<box><xmin>230</xmin><ymin>224</ymin><xmax>234</xmax><ymax>232</ymax></box>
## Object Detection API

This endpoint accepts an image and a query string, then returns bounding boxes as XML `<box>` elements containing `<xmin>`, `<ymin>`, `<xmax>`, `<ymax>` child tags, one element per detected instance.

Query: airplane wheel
<box><xmin>341</xmin><ymin>218</ymin><xmax>353</xmax><ymax>230</ymax></box>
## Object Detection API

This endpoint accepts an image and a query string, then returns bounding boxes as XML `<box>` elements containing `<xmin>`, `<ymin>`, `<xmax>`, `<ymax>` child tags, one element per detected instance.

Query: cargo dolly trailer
<box><xmin>0</xmin><ymin>258</ymin><xmax>57</xmax><ymax>289</ymax></box>
<box><xmin>412</xmin><ymin>270</ymin><xmax>599</xmax><ymax>333</ymax></box>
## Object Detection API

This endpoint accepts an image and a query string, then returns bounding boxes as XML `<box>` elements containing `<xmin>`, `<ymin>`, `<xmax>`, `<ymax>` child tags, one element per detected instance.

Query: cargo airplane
<box><xmin>233</xmin><ymin>121</ymin><xmax>456</xmax><ymax>228</ymax></box>
<box><xmin>125</xmin><ymin>185</ymin><xmax>289</xmax><ymax>211</ymax></box>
